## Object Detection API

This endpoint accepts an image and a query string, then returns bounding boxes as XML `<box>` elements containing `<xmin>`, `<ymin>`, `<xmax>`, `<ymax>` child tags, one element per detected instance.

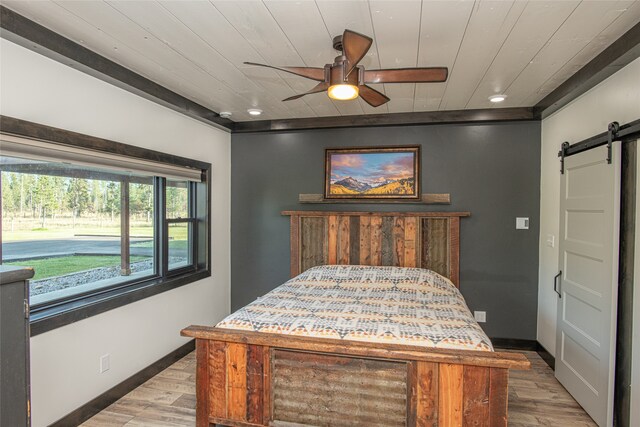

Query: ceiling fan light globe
<box><xmin>328</xmin><ymin>84</ymin><xmax>359</xmax><ymax>101</ymax></box>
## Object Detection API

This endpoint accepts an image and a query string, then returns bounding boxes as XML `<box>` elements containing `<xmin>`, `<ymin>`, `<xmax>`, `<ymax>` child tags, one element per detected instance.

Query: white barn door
<box><xmin>555</xmin><ymin>142</ymin><xmax>621</xmax><ymax>427</ymax></box>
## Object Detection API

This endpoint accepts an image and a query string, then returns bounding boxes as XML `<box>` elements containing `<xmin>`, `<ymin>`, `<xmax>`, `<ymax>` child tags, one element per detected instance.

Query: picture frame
<box><xmin>324</xmin><ymin>146</ymin><xmax>421</xmax><ymax>200</ymax></box>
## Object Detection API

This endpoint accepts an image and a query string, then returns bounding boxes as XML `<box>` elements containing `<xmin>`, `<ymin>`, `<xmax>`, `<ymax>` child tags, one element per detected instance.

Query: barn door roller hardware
<box><xmin>558</xmin><ymin>121</ymin><xmax>619</xmax><ymax>174</ymax></box>
<box><xmin>606</xmin><ymin>121</ymin><xmax>620</xmax><ymax>164</ymax></box>
<box><xmin>558</xmin><ymin>119</ymin><xmax>640</xmax><ymax>174</ymax></box>
<box><xmin>559</xmin><ymin>142</ymin><xmax>569</xmax><ymax>174</ymax></box>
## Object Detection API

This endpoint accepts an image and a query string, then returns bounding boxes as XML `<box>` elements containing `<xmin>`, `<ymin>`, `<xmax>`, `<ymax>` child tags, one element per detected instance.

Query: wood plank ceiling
<box><xmin>3</xmin><ymin>0</ymin><xmax>639</xmax><ymax>122</ymax></box>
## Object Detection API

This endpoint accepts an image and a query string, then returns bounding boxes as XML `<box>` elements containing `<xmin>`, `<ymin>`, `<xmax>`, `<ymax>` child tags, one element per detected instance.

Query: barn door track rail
<box><xmin>559</xmin><ymin>119</ymin><xmax>640</xmax><ymax>174</ymax></box>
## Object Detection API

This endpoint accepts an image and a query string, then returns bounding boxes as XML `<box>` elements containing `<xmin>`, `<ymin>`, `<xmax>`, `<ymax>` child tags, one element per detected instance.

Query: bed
<box><xmin>181</xmin><ymin>211</ymin><xmax>530</xmax><ymax>427</ymax></box>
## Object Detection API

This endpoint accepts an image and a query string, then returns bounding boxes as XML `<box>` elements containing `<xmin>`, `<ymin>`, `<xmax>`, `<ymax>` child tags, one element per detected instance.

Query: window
<box><xmin>0</xmin><ymin>124</ymin><xmax>210</xmax><ymax>335</ymax></box>
<box><xmin>166</xmin><ymin>180</ymin><xmax>193</xmax><ymax>272</ymax></box>
<box><xmin>1</xmin><ymin>160</ymin><xmax>158</xmax><ymax>306</ymax></box>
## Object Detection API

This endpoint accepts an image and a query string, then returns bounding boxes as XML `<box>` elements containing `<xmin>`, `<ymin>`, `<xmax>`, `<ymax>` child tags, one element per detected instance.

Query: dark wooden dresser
<box><xmin>1</xmin><ymin>265</ymin><xmax>34</xmax><ymax>427</ymax></box>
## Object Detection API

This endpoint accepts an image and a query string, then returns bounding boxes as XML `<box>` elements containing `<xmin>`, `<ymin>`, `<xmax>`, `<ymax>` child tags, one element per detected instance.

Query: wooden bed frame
<box><xmin>182</xmin><ymin>211</ymin><xmax>530</xmax><ymax>427</ymax></box>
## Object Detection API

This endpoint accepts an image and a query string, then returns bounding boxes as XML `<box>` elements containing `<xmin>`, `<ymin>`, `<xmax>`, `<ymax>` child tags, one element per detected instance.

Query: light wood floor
<box><xmin>82</xmin><ymin>350</ymin><xmax>596</xmax><ymax>427</ymax></box>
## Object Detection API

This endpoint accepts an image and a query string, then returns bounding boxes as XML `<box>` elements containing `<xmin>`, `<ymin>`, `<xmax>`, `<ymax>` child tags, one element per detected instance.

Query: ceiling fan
<box><xmin>245</xmin><ymin>29</ymin><xmax>448</xmax><ymax>107</ymax></box>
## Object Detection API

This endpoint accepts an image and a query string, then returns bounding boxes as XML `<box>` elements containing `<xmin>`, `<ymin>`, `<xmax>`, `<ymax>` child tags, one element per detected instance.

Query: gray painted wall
<box><xmin>231</xmin><ymin>121</ymin><xmax>541</xmax><ymax>340</ymax></box>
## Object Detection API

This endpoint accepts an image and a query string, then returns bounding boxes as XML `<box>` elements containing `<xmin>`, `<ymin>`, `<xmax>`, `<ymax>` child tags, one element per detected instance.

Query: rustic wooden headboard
<box><xmin>282</xmin><ymin>211</ymin><xmax>470</xmax><ymax>288</ymax></box>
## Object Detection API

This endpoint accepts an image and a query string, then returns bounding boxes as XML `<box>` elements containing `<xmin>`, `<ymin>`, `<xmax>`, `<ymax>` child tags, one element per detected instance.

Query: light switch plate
<box><xmin>516</xmin><ymin>217</ymin><xmax>529</xmax><ymax>230</ymax></box>
<box><xmin>546</xmin><ymin>234</ymin><xmax>555</xmax><ymax>247</ymax></box>
<box><xmin>474</xmin><ymin>311</ymin><xmax>486</xmax><ymax>323</ymax></box>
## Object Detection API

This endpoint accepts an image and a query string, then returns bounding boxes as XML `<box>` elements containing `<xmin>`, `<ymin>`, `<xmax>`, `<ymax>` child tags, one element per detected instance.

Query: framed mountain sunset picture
<box><xmin>324</xmin><ymin>146</ymin><xmax>420</xmax><ymax>200</ymax></box>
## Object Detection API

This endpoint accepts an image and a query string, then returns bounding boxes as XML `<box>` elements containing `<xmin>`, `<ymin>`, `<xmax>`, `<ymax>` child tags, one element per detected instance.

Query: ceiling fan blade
<box><xmin>244</xmin><ymin>62</ymin><xmax>325</xmax><ymax>82</ymax></box>
<box><xmin>282</xmin><ymin>82</ymin><xmax>329</xmax><ymax>101</ymax></box>
<box><xmin>342</xmin><ymin>30</ymin><xmax>372</xmax><ymax>76</ymax></box>
<box><xmin>358</xmin><ymin>85</ymin><xmax>390</xmax><ymax>107</ymax></box>
<box><xmin>364</xmin><ymin>67</ymin><xmax>448</xmax><ymax>84</ymax></box>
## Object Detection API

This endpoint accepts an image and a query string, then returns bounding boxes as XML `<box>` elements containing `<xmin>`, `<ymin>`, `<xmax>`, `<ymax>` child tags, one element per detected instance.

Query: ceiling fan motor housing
<box><xmin>327</xmin><ymin>60</ymin><xmax>361</xmax><ymax>86</ymax></box>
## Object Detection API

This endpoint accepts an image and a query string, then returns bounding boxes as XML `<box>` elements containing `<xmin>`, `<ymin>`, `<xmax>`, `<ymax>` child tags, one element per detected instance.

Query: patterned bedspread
<box><xmin>217</xmin><ymin>265</ymin><xmax>493</xmax><ymax>351</ymax></box>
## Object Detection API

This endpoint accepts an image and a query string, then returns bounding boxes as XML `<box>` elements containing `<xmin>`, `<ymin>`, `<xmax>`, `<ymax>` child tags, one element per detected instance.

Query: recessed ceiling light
<box><xmin>219</xmin><ymin>111</ymin><xmax>232</xmax><ymax>118</ymax></box>
<box><xmin>247</xmin><ymin>108</ymin><xmax>263</xmax><ymax>116</ymax></box>
<box><xmin>489</xmin><ymin>94</ymin><xmax>507</xmax><ymax>103</ymax></box>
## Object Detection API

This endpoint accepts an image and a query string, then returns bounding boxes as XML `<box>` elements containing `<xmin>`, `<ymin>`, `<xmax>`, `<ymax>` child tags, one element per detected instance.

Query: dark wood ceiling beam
<box><xmin>535</xmin><ymin>21</ymin><xmax>640</xmax><ymax>119</ymax></box>
<box><xmin>0</xmin><ymin>6</ymin><xmax>234</xmax><ymax>132</ymax></box>
<box><xmin>233</xmin><ymin>107</ymin><xmax>535</xmax><ymax>133</ymax></box>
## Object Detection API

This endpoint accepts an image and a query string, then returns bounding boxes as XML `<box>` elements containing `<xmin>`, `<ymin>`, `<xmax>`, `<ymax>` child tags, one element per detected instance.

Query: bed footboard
<box><xmin>182</xmin><ymin>326</ymin><xmax>530</xmax><ymax>427</ymax></box>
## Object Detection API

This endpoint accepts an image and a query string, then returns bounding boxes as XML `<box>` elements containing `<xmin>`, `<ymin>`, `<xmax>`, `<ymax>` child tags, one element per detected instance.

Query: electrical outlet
<box><xmin>474</xmin><ymin>311</ymin><xmax>487</xmax><ymax>323</ymax></box>
<box><xmin>100</xmin><ymin>354</ymin><xmax>110</xmax><ymax>373</ymax></box>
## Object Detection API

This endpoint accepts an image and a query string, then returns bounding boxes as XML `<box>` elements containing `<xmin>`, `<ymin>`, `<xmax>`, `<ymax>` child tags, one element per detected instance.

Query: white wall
<box><xmin>0</xmin><ymin>39</ymin><xmax>231</xmax><ymax>426</ymax></box>
<box><xmin>537</xmin><ymin>57</ymin><xmax>640</xmax><ymax>356</ymax></box>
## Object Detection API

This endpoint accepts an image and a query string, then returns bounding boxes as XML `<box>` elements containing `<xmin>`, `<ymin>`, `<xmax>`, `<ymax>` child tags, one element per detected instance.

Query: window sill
<box><xmin>29</xmin><ymin>268</ymin><xmax>210</xmax><ymax>336</ymax></box>
<box><xmin>30</xmin><ymin>268</ymin><xmax>156</xmax><ymax>307</ymax></box>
